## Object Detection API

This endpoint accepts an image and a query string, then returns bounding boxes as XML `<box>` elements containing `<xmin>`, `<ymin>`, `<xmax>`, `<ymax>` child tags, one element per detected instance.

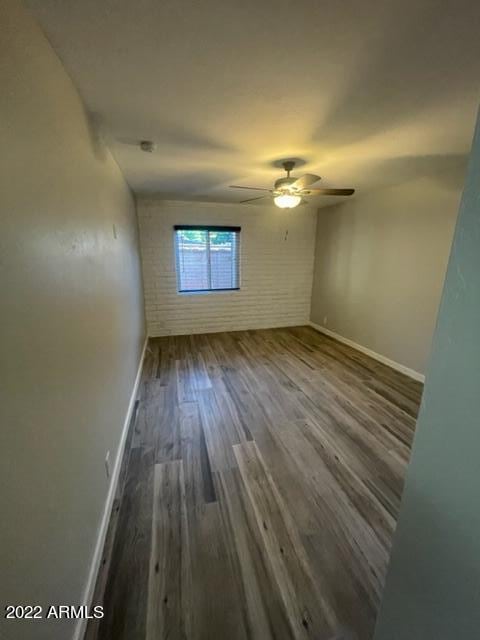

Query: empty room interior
<box><xmin>2</xmin><ymin>0</ymin><xmax>480</xmax><ymax>639</ymax></box>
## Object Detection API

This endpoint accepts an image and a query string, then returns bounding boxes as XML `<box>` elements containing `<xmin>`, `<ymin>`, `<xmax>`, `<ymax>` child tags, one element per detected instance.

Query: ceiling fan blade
<box><xmin>290</xmin><ymin>173</ymin><xmax>321</xmax><ymax>189</ymax></box>
<box><xmin>305</xmin><ymin>188</ymin><xmax>355</xmax><ymax>196</ymax></box>
<box><xmin>229</xmin><ymin>185</ymin><xmax>271</xmax><ymax>192</ymax></box>
<box><xmin>239</xmin><ymin>195</ymin><xmax>269</xmax><ymax>204</ymax></box>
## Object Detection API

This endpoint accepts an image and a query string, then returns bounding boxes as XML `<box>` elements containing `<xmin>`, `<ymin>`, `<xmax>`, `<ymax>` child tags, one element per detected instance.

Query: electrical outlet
<box><xmin>112</xmin><ymin>223</ymin><xmax>117</xmax><ymax>239</ymax></box>
<box><xmin>105</xmin><ymin>451</ymin><xmax>111</xmax><ymax>479</ymax></box>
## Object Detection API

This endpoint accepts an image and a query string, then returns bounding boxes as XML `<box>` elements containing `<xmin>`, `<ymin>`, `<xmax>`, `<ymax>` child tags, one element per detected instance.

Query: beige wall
<box><xmin>0</xmin><ymin>2</ymin><xmax>145</xmax><ymax>639</ymax></box>
<box><xmin>310</xmin><ymin>174</ymin><xmax>464</xmax><ymax>374</ymax></box>
<box><xmin>138</xmin><ymin>198</ymin><xmax>317</xmax><ymax>336</ymax></box>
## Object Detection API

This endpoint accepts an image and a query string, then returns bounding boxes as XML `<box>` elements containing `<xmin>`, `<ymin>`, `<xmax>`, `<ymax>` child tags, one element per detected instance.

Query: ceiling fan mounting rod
<box><xmin>282</xmin><ymin>160</ymin><xmax>295</xmax><ymax>177</ymax></box>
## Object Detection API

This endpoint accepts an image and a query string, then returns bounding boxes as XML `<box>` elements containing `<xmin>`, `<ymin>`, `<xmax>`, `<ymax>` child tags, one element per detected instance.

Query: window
<box><xmin>174</xmin><ymin>225</ymin><xmax>240</xmax><ymax>293</ymax></box>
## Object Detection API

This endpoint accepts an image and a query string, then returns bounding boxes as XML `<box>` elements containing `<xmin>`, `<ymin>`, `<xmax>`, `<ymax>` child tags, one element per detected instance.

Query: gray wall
<box><xmin>373</xmin><ymin>112</ymin><xmax>480</xmax><ymax>638</ymax></box>
<box><xmin>0</xmin><ymin>1</ymin><xmax>145</xmax><ymax>639</ymax></box>
<box><xmin>310</xmin><ymin>167</ymin><xmax>465</xmax><ymax>374</ymax></box>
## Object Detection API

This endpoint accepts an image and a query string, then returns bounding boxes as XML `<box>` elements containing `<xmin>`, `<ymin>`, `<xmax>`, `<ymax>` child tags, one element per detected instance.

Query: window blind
<box><xmin>174</xmin><ymin>225</ymin><xmax>240</xmax><ymax>292</ymax></box>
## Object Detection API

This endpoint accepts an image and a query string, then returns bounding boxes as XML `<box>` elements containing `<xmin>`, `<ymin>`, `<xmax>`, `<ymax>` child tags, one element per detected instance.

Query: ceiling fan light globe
<box><xmin>274</xmin><ymin>194</ymin><xmax>302</xmax><ymax>209</ymax></box>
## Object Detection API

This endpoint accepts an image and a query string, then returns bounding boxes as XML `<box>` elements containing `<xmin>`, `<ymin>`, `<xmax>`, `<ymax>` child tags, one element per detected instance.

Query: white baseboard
<box><xmin>308</xmin><ymin>321</ymin><xmax>425</xmax><ymax>383</ymax></box>
<box><xmin>148</xmin><ymin>320</ymin><xmax>308</xmax><ymax>338</ymax></box>
<box><xmin>73</xmin><ymin>336</ymin><xmax>148</xmax><ymax>640</ymax></box>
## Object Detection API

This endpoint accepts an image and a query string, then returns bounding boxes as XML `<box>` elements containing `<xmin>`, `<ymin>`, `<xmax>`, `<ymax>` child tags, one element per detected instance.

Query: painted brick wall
<box><xmin>137</xmin><ymin>198</ymin><xmax>317</xmax><ymax>336</ymax></box>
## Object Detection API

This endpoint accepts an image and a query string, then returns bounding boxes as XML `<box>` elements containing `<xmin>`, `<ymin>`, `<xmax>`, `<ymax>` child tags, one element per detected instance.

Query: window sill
<box><xmin>177</xmin><ymin>288</ymin><xmax>240</xmax><ymax>296</ymax></box>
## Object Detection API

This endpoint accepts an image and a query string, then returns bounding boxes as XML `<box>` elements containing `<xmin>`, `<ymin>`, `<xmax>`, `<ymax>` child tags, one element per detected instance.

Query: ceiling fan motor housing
<box><xmin>274</xmin><ymin>176</ymin><xmax>297</xmax><ymax>191</ymax></box>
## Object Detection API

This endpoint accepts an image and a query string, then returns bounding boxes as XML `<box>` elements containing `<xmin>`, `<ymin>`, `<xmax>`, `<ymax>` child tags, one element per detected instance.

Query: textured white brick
<box><xmin>137</xmin><ymin>199</ymin><xmax>317</xmax><ymax>337</ymax></box>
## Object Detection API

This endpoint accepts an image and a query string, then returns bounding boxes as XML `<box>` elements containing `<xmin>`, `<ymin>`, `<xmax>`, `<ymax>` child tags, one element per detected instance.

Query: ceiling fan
<box><xmin>230</xmin><ymin>161</ymin><xmax>354</xmax><ymax>208</ymax></box>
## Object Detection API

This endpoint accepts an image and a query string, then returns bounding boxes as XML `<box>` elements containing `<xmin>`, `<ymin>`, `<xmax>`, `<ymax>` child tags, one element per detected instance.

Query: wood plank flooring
<box><xmin>85</xmin><ymin>326</ymin><xmax>422</xmax><ymax>640</ymax></box>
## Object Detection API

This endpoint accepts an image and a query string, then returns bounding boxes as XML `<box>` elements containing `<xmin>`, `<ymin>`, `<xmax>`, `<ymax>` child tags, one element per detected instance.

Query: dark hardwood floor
<box><xmin>85</xmin><ymin>326</ymin><xmax>422</xmax><ymax>640</ymax></box>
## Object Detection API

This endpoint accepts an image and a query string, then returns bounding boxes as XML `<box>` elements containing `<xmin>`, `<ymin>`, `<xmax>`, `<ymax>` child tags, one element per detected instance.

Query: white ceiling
<box><xmin>27</xmin><ymin>0</ymin><xmax>480</xmax><ymax>205</ymax></box>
